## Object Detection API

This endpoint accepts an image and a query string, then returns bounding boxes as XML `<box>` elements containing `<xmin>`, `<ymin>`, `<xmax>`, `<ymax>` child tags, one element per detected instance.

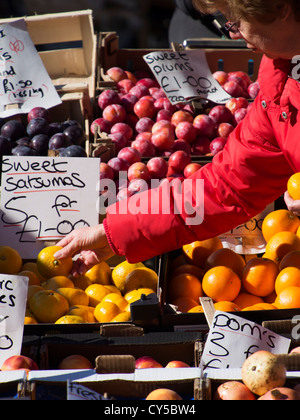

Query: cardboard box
<box><xmin>28</xmin><ymin>330</ymin><xmax>203</xmax><ymax>400</ymax></box>
<box><xmin>0</xmin><ymin>10</ymin><xmax>97</xmax><ymax>136</ymax></box>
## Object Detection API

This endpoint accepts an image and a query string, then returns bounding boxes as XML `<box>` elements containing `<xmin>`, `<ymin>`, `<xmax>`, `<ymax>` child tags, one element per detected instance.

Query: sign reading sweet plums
<box><xmin>144</xmin><ymin>50</ymin><xmax>232</xmax><ymax>105</ymax></box>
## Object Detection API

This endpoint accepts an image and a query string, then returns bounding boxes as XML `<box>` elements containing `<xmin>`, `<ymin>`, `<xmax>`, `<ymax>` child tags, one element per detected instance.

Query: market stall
<box><xmin>0</xmin><ymin>8</ymin><xmax>299</xmax><ymax>403</ymax></box>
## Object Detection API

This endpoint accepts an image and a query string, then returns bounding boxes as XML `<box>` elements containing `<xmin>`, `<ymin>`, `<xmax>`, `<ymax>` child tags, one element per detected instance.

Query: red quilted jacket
<box><xmin>104</xmin><ymin>55</ymin><xmax>298</xmax><ymax>263</ymax></box>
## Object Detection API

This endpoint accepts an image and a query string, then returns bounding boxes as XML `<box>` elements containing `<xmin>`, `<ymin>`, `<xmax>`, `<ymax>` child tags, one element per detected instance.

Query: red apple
<box><xmin>213</xmin><ymin>71</ymin><xmax>228</xmax><ymax>86</ymax></box>
<box><xmin>171</xmin><ymin>139</ymin><xmax>191</xmax><ymax>154</ymax></box>
<box><xmin>184</xmin><ymin>163</ymin><xmax>202</xmax><ymax>178</ymax></box>
<box><xmin>58</xmin><ymin>355</ymin><xmax>93</xmax><ymax>370</ymax></box>
<box><xmin>191</xmin><ymin>136</ymin><xmax>211</xmax><ymax>156</ymax></box>
<box><xmin>147</xmin><ymin>157</ymin><xmax>169</xmax><ymax>180</ymax></box>
<box><xmin>98</xmin><ymin>89</ymin><xmax>120</xmax><ymax>110</ymax></box>
<box><xmin>128</xmin><ymin>162</ymin><xmax>151</xmax><ymax>182</ymax></box>
<box><xmin>175</xmin><ymin>122</ymin><xmax>197</xmax><ymax>144</ymax></box>
<box><xmin>118</xmin><ymin>147</ymin><xmax>141</xmax><ymax>165</ymax></box>
<box><xmin>223</xmin><ymin>80</ymin><xmax>244</xmax><ymax>98</ymax></box>
<box><xmin>134</xmin><ymin>98</ymin><xmax>156</xmax><ymax>119</ymax></box>
<box><xmin>131</xmin><ymin>138</ymin><xmax>156</xmax><ymax>157</ymax></box>
<box><xmin>233</xmin><ymin>108</ymin><xmax>248</xmax><ymax>126</ymax></box>
<box><xmin>106</xmin><ymin>67</ymin><xmax>127</xmax><ymax>83</ymax></box>
<box><xmin>165</xmin><ymin>361</ymin><xmax>191</xmax><ymax>368</ymax></box>
<box><xmin>210</xmin><ymin>137</ymin><xmax>228</xmax><ymax>155</ymax></box>
<box><xmin>1</xmin><ymin>355</ymin><xmax>39</xmax><ymax>372</ymax></box>
<box><xmin>117</xmin><ymin>79</ymin><xmax>135</xmax><ymax>94</ymax></box>
<box><xmin>151</xmin><ymin>127</ymin><xmax>175</xmax><ymax>150</ymax></box>
<box><xmin>120</xmin><ymin>94</ymin><xmax>138</xmax><ymax>113</ymax></box>
<box><xmin>90</xmin><ymin>118</ymin><xmax>113</xmax><ymax>136</ymax></box>
<box><xmin>248</xmin><ymin>81</ymin><xmax>260</xmax><ymax>99</ymax></box>
<box><xmin>193</xmin><ymin>114</ymin><xmax>215</xmax><ymax>138</ymax></box>
<box><xmin>169</xmin><ymin>150</ymin><xmax>191</xmax><ymax>173</ymax></box>
<box><xmin>103</xmin><ymin>104</ymin><xmax>126</xmax><ymax>124</ymax></box>
<box><xmin>171</xmin><ymin>110</ymin><xmax>194</xmax><ymax>127</ymax></box>
<box><xmin>111</xmin><ymin>123</ymin><xmax>133</xmax><ymax>141</ymax></box>
<box><xmin>135</xmin><ymin>356</ymin><xmax>163</xmax><ymax>369</ymax></box>
<box><xmin>209</xmin><ymin>105</ymin><xmax>232</xmax><ymax>125</ymax></box>
<box><xmin>100</xmin><ymin>162</ymin><xmax>115</xmax><ymax>181</ymax></box>
<box><xmin>217</xmin><ymin>122</ymin><xmax>234</xmax><ymax>138</ymax></box>
<box><xmin>135</xmin><ymin>117</ymin><xmax>155</xmax><ymax>134</ymax></box>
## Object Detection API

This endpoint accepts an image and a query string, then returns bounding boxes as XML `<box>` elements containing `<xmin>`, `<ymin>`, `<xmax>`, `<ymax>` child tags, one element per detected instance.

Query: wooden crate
<box><xmin>0</xmin><ymin>10</ymin><xmax>97</xmax><ymax>132</ymax></box>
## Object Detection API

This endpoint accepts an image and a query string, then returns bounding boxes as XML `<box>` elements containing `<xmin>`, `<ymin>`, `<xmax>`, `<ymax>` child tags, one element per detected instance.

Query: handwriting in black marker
<box><xmin>52</xmin><ymin>195</ymin><xmax>78</xmax><ymax>217</ymax></box>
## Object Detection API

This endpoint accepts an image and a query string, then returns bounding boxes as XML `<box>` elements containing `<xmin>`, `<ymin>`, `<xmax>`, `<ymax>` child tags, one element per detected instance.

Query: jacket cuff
<box><xmin>103</xmin><ymin>218</ymin><xmax>123</xmax><ymax>257</ymax></box>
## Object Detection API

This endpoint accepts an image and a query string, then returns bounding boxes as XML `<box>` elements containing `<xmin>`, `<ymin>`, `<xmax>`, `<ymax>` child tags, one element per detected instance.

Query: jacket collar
<box><xmin>259</xmin><ymin>56</ymin><xmax>292</xmax><ymax>103</ymax></box>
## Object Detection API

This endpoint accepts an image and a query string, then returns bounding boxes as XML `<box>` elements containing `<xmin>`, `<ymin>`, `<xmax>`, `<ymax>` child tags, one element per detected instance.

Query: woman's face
<box><xmin>229</xmin><ymin>13</ymin><xmax>297</xmax><ymax>59</ymax></box>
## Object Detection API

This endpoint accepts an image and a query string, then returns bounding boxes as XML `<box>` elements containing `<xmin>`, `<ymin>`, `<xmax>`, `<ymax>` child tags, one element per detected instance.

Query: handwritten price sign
<box><xmin>201</xmin><ymin>311</ymin><xmax>291</xmax><ymax>374</ymax></box>
<box><xmin>0</xmin><ymin>156</ymin><xmax>100</xmax><ymax>259</ymax></box>
<box><xmin>0</xmin><ymin>19</ymin><xmax>61</xmax><ymax>117</ymax></box>
<box><xmin>143</xmin><ymin>50</ymin><xmax>232</xmax><ymax>105</ymax></box>
<box><xmin>0</xmin><ymin>274</ymin><xmax>28</xmax><ymax>367</ymax></box>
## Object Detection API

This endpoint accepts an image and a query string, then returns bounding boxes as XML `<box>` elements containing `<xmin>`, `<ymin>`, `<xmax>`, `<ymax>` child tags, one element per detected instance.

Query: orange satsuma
<box><xmin>171</xmin><ymin>297</ymin><xmax>199</xmax><ymax>313</ymax></box>
<box><xmin>279</xmin><ymin>251</ymin><xmax>300</xmax><ymax>271</ymax></box>
<box><xmin>242</xmin><ymin>258</ymin><xmax>279</xmax><ymax>297</ymax></box>
<box><xmin>204</xmin><ymin>248</ymin><xmax>246</xmax><ymax>278</ymax></box>
<box><xmin>101</xmin><ymin>293</ymin><xmax>128</xmax><ymax>311</ymax></box>
<box><xmin>124</xmin><ymin>288</ymin><xmax>155</xmax><ymax>304</ymax></box>
<box><xmin>288</xmin><ymin>173</ymin><xmax>300</xmax><ymax>200</ymax></box>
<box><xmin>233</xmin><ymin>293</ymin><xmax>264</xmax><ymax>310</ymax></box>
<box><xmin>29</xmin><ymin>290</ymin><xmax>69</xmax><ymax>323</ymax></box>
<box><xmin>0</xmin><ymin>246</ymin><xmax>22</xmax><ymax>274</ymax></box>
<box><xmin>56</xmin><ymin>288</ymin><xmax>89</xmax><ymax>307</ymax></box>
<box><xmin>214</xmin><ymin>301</ymin><xmax>241</xmax><ymax>312</ymax></box>
<box><xmin>262</xmin><ymin>210</ymin><xmax>300</xmax><ymax>242</ymax></box>
<box><xmin>85</xmin><ymin>284</ymin><xmax>110</xmax><ymax>307</ymax></box>
<box><xmin>275</xmin><ymin>267</ymin><xmax>300</xmax><ymax>295</ymax></box>
<box><xmin>167</xmin><ymin>273</ymin><xmax>203</xmax><ymax>303</ymax></box>
<box><xmin>85</xmin><ymin>262</ymin><xmax>111</xmax><ymax>285</ymax></box>
<box><xmin>202</xmin><ymin>266</ymin><xmax>241</xmax><ymax>302</ymax></box>
<box><xmin>265</xmin><ymin>232</ymin><xmax>300</xmax><ymax>264</ymax></box>
<box><xmin>94</xmin><ymin>301</ymin><xmax>122</xmax><ymax>323</ymax></box>
<box><xmin>42</xmin><ymin>276</ymin><xmax>75</xmax><ymax>290</ymax></box>
<box><xmin>18</xmin><ymin>270</ymin><xmax>40</xmax><ymax>286</ymax></box>
<box><xmin>37</xmin><ymin>246</ymin><xmax>73</xmax><ymax>279</ymax></box>
<box><xmin>275</xmin><ymin>287</ymin><xmax>300</xmax><ymax>309</ymax></box>
<box><xmin>182</xmin><ymin>238</ymin><xmax>223</xmax><ymax>268</ymax></box>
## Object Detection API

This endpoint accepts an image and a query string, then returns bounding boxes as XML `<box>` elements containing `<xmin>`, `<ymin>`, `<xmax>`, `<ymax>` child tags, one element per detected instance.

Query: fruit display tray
<box><xmin>0</xmin><ymin>10</ymin><xmax>97</xmax><ymax>135</ymax></box>
<box><xmin>156</xmin><ymin>250</ymin><xmax>300</xmax><ymax>332</ymax></box>
<box><xmin>97</xmin><ymin>31</ymin><xmax>263</xmax><ymax>86</ymax></box>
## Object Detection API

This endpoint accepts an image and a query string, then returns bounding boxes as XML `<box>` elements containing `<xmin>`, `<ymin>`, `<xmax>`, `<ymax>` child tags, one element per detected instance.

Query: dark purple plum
<box><xmin>16</xmin><ymin>137</ymin><xmax>31</xmax><ymax>147</ymax></box>
<box><xmin>49</xmin><ymin>133</ymin><xmax>67</xmax><ymax>150</ymax></box>
<box><xmin>0</xmin><ymin>136</ymin><xmax>13</xmax><ymax>157</ymax></box>
<box><xmin>26</xmin><ymin>118</ymin><xmax>49</xmax><ymax>138</ymax></box>
<box><xmin>63</xmin><ymin>125</ymin><xmax>85</xmax><ymax>146</ymax></box>
<box><xmin>30</xmin><ymin>134</ymin><xmax>49</xmax><ymax>156</ymax></box>
<box><xmin>12</xmin><ymin>145</ymin><xmax>37</xmax><ymax>156</ymax></box>
<box><xmin>48</xmin><ymin>122</ymin><xmax>63</xmax><ymax>137</ymax></box>
<box><xmin>1</xmin><ymin>120</ymin><xmax>26</xmax><ymax>141</ymax></box>
<box><xmin>63</xmin><ymin>145</ymin><xmax>87</xmax><ymax>157</ymax></box>
<box><xmin>27</xmin><ymin>107</ymin><xmax>50</xmax><ymax>123</ymax></box>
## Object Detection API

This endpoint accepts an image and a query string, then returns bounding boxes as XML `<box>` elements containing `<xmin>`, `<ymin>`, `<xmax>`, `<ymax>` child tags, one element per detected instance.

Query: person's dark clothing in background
<box><xmin>169</xmin><ymin>0</ymin><xmax>223</xmax><ymax>44</ymax></box>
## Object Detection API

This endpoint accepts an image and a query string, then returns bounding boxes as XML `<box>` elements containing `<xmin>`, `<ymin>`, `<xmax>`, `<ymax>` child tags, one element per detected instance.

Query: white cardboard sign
<box><xmin>0</xmin><ymin>156</ymin><xmax>100</xmax><ymax>259</ymax></box>
<box><xmin>0</xmin><ymin>275</ymin><xmax>29</xmax><ymax>367</ymax></box>
<box><xmin>0</xmin><ymin>19</ymin><xmax>62</xmax><ymax>117</ymax></box>
<box><xmin>67</xmin><ymin>382</ymin><xmax>109</xmax><ymax>401</ymax></box>
<box><xmin>143</xmin><ymin>49</ymin><xmax>232</xmax><ymax>105</ymax></box>
<box><xmin>201</xmin><ymin>311</ymin><xmax>291</xmax><ymax>373</ymax></box>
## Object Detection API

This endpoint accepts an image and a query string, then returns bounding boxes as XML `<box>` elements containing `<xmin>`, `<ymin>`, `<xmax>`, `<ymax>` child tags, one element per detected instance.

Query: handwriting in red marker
<box><xmin>9</xmin><ymin>37</ymin><xmax>25</xmax><ymax>53</ymax></box>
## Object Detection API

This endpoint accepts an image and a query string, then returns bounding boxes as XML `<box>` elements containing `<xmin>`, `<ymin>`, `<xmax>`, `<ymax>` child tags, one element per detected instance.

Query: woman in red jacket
<box><xmin>54</xmin><ymin>0</ymin><xmax>300</xmax><ymax>275</ymax></box>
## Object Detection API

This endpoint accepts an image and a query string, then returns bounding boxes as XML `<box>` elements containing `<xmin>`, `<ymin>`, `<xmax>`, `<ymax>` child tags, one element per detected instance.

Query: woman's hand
<box><xmin>284</xmin><ymin>191</ymin><xmax>300</xmax><ymax>216</ymax></box>
<box><xmin>54</xmin><ymin>224</ymin><xmax>115</xmax><ymax>277</ymax></box>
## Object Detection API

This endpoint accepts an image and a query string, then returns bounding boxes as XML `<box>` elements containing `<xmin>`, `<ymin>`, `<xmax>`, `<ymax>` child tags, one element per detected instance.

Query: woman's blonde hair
<box><xmin>193</xmin><ymin>0</ymin><xmax>300</xmax><ymax>23</ymax></box>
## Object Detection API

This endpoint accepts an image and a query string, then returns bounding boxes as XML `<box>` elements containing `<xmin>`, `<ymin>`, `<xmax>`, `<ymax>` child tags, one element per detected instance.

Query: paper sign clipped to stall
<box><xmin>0</xmin><ymin>156</ymin><xmax>100</xmax><ymax>259</ymax></box>
<box><xmin>143</xmin><ymin>49</ymin><xmax>232</xmax><ymax>105</ymax></box>
<box><xmin>0</xmin><ymin>19</ymin><xmax>61</xmax><ymax>117</ymax></box>
<box><xmin>0</xmin><ymin>275</ymin><xmax>29</xmax><ymax>367</ymax></box>
<box><xmin>201</xmin><ymin>311</ymin><xmax>291</xmax><ymax>374</ymax></box>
